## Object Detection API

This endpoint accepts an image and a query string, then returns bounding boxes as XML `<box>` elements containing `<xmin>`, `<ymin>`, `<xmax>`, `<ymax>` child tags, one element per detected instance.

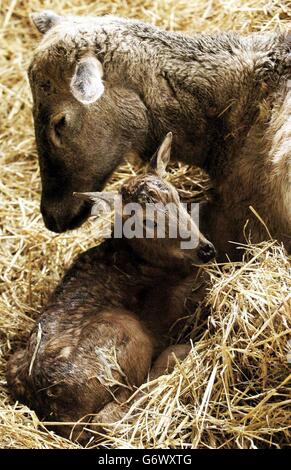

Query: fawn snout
<box><xmin>197</xmin><ymin>241</ymin><xmax>216</xmax><ymax>263</ymax></box>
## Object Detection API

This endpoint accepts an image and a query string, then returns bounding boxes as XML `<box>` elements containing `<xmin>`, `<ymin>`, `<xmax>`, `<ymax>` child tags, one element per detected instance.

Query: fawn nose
<box><xmin>197</xmin><ymin>242</ymin><xmax>216</xmax><ymax>263</ymax></box>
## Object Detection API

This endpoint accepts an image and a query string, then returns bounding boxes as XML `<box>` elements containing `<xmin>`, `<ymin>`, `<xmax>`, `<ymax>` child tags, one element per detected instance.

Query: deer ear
<box><xmin>150</xmin><ymin>132</ymin><xmax>172</xmax><ymax>177</ymax></box>
<box><xmin>70</xmin><ymin>57</ymin><xmax>104</xmax><ymax>105</ymax></box>
<box><xmin>74</xmin><ymin>192</ymin><xmax>117</xmax><ymax>216</ymax></box>
<box><xmin>30</xmin><ymin>10</ymin><xmax>61</xmax><ymax>34</ymax></box>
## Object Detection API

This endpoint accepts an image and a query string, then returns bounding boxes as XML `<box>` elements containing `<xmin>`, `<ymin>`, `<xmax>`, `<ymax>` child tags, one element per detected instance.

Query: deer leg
<box><xmin>87</xmin><ymin>343</ymin><xmax>191</xmax><ymax>440</ymax></box>
<box><xmin>71</xmin><ymin>310</ymin><xmax>154</xmax><ymax>441</ymax></box>
<box><xmin>88</xmin><ymin>387</ymin><xmax>131</xmax><ymax>438</ymax></box>
<box><xmin>149</xmin><ymin>344</ymin><xmax>191</xmax><ymax>380</ymax></box>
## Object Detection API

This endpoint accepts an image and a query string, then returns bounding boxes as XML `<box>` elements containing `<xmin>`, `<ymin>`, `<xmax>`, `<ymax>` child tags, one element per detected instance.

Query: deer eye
<box><xmin>143</xmin><ymin>219</ymin><xmax>157</xmax><ymax>230</ymax></box>
<box><xmin>50</xmin><ymin>114</ymin><xmax>66</xmax><ymax>147</ymax></box>
<box><xmin>54</xmin><ymin>116</ymin><xmax>66</xmax><ymax>138</ymax></box>
<box><xmin>46</xmin><ymin>385</ymin><xmax>62</xmax><ymax>398</ymax></box>
<box><xmin>40</xmin><ymin>80</ymin><xmax>51</xmax><ymax>92</ymax></box>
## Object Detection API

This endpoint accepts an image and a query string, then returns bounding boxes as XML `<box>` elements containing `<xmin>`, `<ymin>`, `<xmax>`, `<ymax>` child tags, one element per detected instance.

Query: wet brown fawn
<box><xmin>7</xmin><ymin>133</ymin><xmax>215</xmax><ymax>442</ymax></box>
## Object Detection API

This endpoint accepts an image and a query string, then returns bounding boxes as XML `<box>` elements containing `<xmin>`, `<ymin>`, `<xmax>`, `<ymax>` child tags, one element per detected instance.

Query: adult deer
<box><xmin>28</xmin><ymin>11</ymin><xmax>291</xmax><ymax>258</ymax></box>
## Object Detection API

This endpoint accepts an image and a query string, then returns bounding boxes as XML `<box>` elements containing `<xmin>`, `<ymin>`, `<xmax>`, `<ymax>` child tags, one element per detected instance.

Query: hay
<box><xmin>0</xmin><ymin>0</ymin><xmax>290</xmax><ymax>449</ymax></box>
<box><xmin>101</xmin><ymin>242</ymin><xmax>291</xmax><ymax>449</ymax></box>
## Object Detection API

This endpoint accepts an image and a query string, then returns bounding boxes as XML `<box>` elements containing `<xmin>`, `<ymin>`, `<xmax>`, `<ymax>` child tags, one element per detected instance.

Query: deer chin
<box><xmin>66</xmin><ymin>203</ymin><xmax>92</xmax><ymax>231</ymax></box>
<box><xmin>185</xmin><ymin>256</ymin><xmax>205</xmax><ymax>268</ymax></box>
<box><xmin>183</xmin><ymin>250</ymin><xmax>213</xmax><ymax>267</ymax></box>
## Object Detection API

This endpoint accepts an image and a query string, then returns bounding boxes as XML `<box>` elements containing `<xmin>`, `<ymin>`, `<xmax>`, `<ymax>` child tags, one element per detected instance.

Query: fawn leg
<box><xmin>89</xmin><ymin>343</ymin><xmax>191</xmax><ymax>438</ymax></box>
<box><xmin>89</xmin><ymin>387</ymin><xmax>131</xmax><ymax>437</ymax></box>
<box><xmin>75</xmin><ymin>312</ymin><xmax>153</xmax><ymax>440</ymax></box>
<box><xmin>149</xmin><ymin>344</ymin><xmax>191</xmax><ymax>380</ymax></box>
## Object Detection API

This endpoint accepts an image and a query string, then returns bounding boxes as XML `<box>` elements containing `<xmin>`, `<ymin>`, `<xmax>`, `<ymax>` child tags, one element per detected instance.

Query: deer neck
<box><xmin>127</xmin><ymin>238</ymin><xmax>192</xmax><ymax>276</ymax></box>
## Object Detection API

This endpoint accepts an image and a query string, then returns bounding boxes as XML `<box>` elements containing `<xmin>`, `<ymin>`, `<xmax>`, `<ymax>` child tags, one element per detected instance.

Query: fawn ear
<box><xmin>74</xmin><ymin>192</ymin><xmax>116</xmax><ymax>215</ymax></box>
<box><xmin>150</xmin><ymin>132</ymin><xmax>172</xmax><ymax>177</ymax></box>
<box><xmin>30</xmin><ymin>10</ymin><xmax>61</xmax><ymax>34</ymax></box>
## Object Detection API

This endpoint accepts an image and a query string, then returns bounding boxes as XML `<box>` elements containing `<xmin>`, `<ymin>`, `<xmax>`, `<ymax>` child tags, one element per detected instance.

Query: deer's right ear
<box><xmin>30</xmin><ymin>10</ymin><xmax>61</xmax><ymax>34</ymax></box>
<box><xmin>150</xmin><ymin>132</ymin><xmax>172</xmax><ymax>177</ymax></box>
<box><xmin>74</xmin><ymin>192</ymin><xmax>117</xmax><ymax>216</ymax></box>
<box><xmin>70</xmin><ymin>57</ymin><xmax>104</xmax><ymax>105</ymax></box>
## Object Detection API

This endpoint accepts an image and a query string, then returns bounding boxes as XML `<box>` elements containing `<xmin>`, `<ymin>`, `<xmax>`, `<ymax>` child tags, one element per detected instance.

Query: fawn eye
<box><xmin>143</xmin><ymin>219</ymin><xmax>157</xmax><ymax>229</ymax></box>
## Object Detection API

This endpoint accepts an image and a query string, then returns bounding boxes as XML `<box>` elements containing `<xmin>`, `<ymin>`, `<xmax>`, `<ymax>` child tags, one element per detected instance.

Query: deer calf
<box><xmin>7</xmin><ymin>134</ymin><xmax>215</xmax><ymax>442</ymax></box>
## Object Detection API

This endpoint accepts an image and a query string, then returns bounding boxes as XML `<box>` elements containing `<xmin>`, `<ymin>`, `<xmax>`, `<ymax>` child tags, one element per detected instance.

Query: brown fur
<box><xmin>6</xmin><ymin>137</ymin><xmax>213</xmax><ymax>442</ymax></box>
<box><xmin>28</xmin><ymin>13</ymin><xmax>291</xmax><ymax>259</ymax></box>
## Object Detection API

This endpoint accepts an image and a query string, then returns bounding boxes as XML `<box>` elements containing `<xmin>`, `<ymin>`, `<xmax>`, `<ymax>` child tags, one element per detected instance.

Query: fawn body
<box><xmin>7</xmin><ymin>134</ymin><xmax>215</xmax><ymax>441</ymax></box>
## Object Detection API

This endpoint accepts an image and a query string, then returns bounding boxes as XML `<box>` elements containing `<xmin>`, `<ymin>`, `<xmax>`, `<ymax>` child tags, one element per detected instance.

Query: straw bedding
<box><xmin>0</xmin><ymin>0</ymin><xmax>290</xmax><ymax>449</ymax></box>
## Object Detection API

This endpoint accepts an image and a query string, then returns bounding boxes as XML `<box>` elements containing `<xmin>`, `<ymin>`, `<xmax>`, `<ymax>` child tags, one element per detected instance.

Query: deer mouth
<box><xmin>65</xmin><ymin>203</ymin><xmax>92</xmax><ymax>231</ymax></box>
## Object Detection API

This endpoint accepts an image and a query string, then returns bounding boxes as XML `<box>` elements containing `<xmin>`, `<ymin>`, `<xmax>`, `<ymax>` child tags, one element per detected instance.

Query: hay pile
<box><xmin>0</xmin><ymin>0</ymin><xmax>290</xmax><ymax>449</ymax></box>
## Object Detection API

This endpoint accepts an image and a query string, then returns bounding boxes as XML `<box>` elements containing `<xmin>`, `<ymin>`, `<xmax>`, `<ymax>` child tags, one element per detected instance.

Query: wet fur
<box><xmin>7</xmin><ymin>167</ymin><xmax>209</xmax><ymax>442</ymax></box>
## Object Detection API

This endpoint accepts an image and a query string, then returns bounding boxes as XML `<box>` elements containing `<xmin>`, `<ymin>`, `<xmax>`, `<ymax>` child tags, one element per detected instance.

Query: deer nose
<box><xmin>197</xmin><ymin>242</ymin><xmax>216</xmax><ymax>263</ymax></box>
